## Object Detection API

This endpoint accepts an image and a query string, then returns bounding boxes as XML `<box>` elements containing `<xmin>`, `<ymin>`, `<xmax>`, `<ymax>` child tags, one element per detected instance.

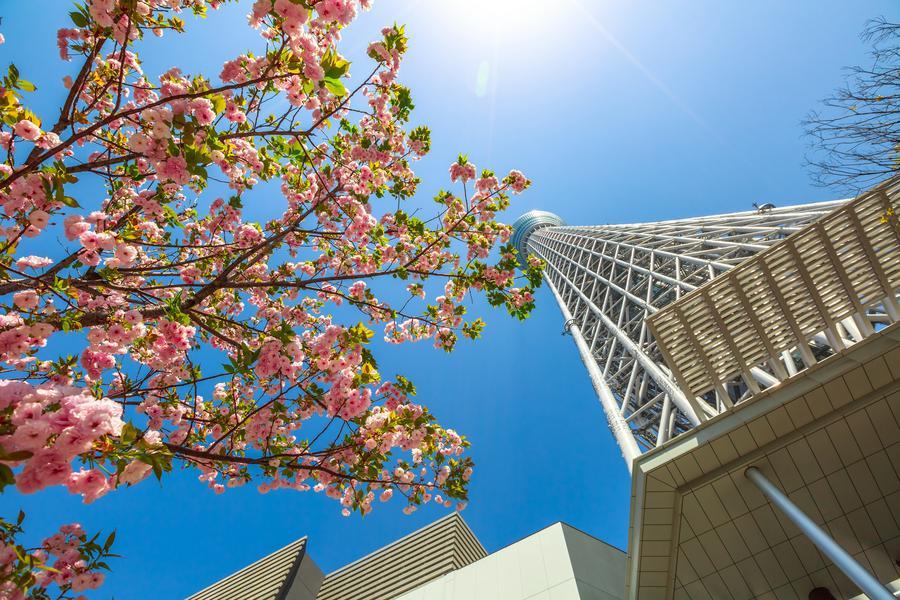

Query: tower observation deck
<box><xmin>513</xmin><ymin>180</ymin><xmax>900</xmax><ymax>471</ymax></box>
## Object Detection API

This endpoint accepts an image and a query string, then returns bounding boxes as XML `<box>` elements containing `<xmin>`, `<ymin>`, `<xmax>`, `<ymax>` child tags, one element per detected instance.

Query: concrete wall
<box><xmin>562</xmin><ymin>525</ymin><xmax>627</xmax><ymax>599</ymax></box>
<box><xmin>395</xmin><ymin>523</ymin><xmax>625</xmax><ymax>600</ymax></box>
<box><xmin>285</xmin><ymin>553</ymin><xmax>324</xmax><ymax>600</ymax></box>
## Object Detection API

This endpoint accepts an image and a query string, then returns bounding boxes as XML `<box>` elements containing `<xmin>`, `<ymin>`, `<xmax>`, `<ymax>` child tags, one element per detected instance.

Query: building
<box><xmin>393</xmin><ymin>521</ymin><xmax>625</xmax><ymax>600</ymax></box>
<box><xmin>186</xmin><ymin>514</ymin><xmax>627</xmax><ymax>600</ymax></box>
<box><xmin>513</xmin><ymin>177</ymin><xmax>900</xmax><ymax>599</ymax></box>
<box><xmin>188</xmin><ymin>178</ymin><xmax>899</xmax><ymax>600</ymax></box>
<box><xmin>187</xmin><ymin>537</ymin><xmax>323</xmax><ymax>600</ymax></box>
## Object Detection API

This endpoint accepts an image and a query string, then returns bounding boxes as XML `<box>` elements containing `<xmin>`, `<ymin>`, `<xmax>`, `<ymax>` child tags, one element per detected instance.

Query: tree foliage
<box><xmin>804</xmin><ymin>17</ymin><xmax>900</xmax><ymax>192</ymax></box>
<box><xmin>0</xmin><ymin>0</ymin><xmax>541</xmax><ymax>595</ymax></box>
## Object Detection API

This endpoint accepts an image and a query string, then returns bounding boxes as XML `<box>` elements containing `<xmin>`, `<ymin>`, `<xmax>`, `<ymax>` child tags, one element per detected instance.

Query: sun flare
<box><xmin>429</xmin><ymin>0</ymin><xmax>561</xmax><ymax>43</ymax></box>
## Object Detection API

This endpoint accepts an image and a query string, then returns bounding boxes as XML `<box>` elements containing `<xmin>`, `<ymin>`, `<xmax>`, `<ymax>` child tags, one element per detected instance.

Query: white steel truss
<box><xmin>512</xmin><ymin>199</ymin><xmax>861</xmax><ymax>470</ymax></box>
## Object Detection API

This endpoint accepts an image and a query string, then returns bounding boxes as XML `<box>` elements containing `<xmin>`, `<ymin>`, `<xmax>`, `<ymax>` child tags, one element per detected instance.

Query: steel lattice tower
<box><xmin>511</xmin><ymin>200</ymin><xmax>853</xmax><ymax>469</ymax></box>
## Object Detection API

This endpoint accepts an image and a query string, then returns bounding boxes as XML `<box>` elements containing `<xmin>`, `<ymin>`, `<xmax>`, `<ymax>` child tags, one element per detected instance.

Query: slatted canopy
<box><xmin>648</xmin><ymin>177</ymin><xmax>900</xmax><ymax>402</ymax></box>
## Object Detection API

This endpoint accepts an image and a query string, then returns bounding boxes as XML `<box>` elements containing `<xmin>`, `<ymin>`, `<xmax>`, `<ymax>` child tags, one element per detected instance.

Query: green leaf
<box><xmin>35</xmin><ymin>563</ymin><xmax>60</xmax><ymax>573</ymax></box>
<box><xmin>16</xmin><ymin>80</ymin><xmax>36</xmax><ymax>93</ymax></box>
<box><xmin>209</xmin><ymin>93</ymin><xmax>227</xmax><ymax>114</ymax></box>
<box><xmin>22</xmin><ymin>108</ymin><xmax>41</xmax><ymax>127</ymax></box>
<box><xmin>163</xmin><ymin>205</ymin><xmax>183</xmax><ymax>228</ymax></box>
<box><xmin>70</xmin><ymin>10</ymin><xmax>89</xmax><ymax>27</ymax></box>
<box><xmin>0</xmin><ymin>464</ymin><xmax>14</xmax><ymax>492</ymax></box>
<box><xmin>321</xmin><ymin>51</ymin><xmax>351</xmax><ymax>79</ymax></box>
<box><xmin>53</xmin><ymin>184</ymin><xmax>80</xmax><ymax>209</ymax></box>
<box><xmin>348</xmin><ymin>322</ymin><xmax>374</xmax><ymax>343</ymax></box>
<box><xmin>396</xmin><ymin>374</ymin><xmax>417</xmax><ymax>396</ymax></box>
<box><xmin>0</xmin><ymin>450</ymin><xmax>33</xmax><ymax>462</ymax></box>
<box><xmin>360</xmin><ymin>347</ymin><xmax>378</xmax><ymax>368</ymax></box>
<box><xmin>120</xmin><ymin>422</ymin><xmax>140</xmax><ymax>445</ymax></box>
<box><xmin>360</xmin><ymin>362</ymin><xmax>380</xmax><ymax>384</ymax></box>
<box><xmin>103</xmin><ymin>531</ymin><xmax>116</xmax><ymax>551</ymax></box>
<box><xmin>187</xmin><ymin>164</ymin><xmax>208</xmax><ymax>180</ymax></box>
<box><xmin>323</xmin><ymin>77</ymin><xmax>347</xmax><ymax>97</ymax></box>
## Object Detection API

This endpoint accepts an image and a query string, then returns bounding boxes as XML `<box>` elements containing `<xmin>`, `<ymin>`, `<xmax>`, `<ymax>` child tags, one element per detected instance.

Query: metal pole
<box><xmin>538</xmin><ymin>257</ymin><xmax>703</xmax><ymax>426</ymax></box>
<box><xmin>545</xmin><ymin>275</ymin><xmax>641</xmax><ymax>471</ymax></box>
<box><xmin>745</xmin><ymin>467</ymin><xmax>894</xmax><ymax>600</ymax></box>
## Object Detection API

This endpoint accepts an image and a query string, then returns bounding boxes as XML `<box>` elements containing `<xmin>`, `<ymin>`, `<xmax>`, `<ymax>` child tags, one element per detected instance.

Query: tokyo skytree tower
<box><xmin>511</xmin><ymin>198</ymin><xmax>874</xmax><ymax>470</ymax></box>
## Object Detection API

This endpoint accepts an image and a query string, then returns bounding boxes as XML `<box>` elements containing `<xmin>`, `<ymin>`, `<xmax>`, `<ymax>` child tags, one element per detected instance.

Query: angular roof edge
<box><xmin>324</xmin><ymin>512</ymin><xmax>484</xmax><ymax>577</ymax></box>
<box><xmin>187</xmin><ymin>536</ymin><xmax>310</xmax><ymax>600</ymax></box>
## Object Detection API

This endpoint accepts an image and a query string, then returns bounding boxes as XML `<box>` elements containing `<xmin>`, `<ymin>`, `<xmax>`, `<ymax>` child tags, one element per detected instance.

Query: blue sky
<box><xmin>1</xmin><ymin>1</ymin><xmax>897</xmax><ymax>598</ymax></box>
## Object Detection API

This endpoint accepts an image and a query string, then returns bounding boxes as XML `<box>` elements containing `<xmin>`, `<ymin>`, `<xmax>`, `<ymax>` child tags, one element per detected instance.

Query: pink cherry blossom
<box><xmin>71</xmin><ymin>572</ymin><xmax>105</xmax><ymax>592</ymax></box>
<box><xmin>13</xmin><ymin>120</ymin><xmax>41</xmax><ymax>141</ymax></box>
<box><xmin>15</xmin><ymin>256</ymin><xmax>53</xmax><ymax>270</ymax></box>
<box><xmin>12</xmin><ymin>290</ymin><xmax>39</xmax><ymax>311</ymax></box>
<box><xmin>66</xmin><ymin>469</ymin><xmax>111</xmax><ymax>504</ymax></box>
<box><xmin>190</xmin><ymin>98</ymin><xmax>216</xmax><ymax>126</ymax></box>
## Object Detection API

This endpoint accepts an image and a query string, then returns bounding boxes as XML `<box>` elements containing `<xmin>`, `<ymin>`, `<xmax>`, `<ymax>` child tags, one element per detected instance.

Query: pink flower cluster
<box><xmin>0</xmin><ymin>522</ymin><xmax>106</xmax><ymax>599</ymax></box>
<box><xmin>449</xmin><ymin>160</ymin><xmax>477</xmax><ymax>183</ymax></box>
<box><xmin>315</xmin><ymin>0</ymin><xmax>358</xmax><ymax>25</ymax></box>
<box><xmin>0</xmin><ymin>314</ymin><xmax>53</xmax><ymax>368</ymax></box>
<box><xmin>509</xmin><ymin>288</ymin><xmax>535</xmax><ymax>308</ymax></box>
<box><xmin>0</xmin><ymin>380</ymin><xmax>123</xmax><ymax>503</ymax></box>
<box><xmin>190</xmin><ymin>97</ymin><xmax>216</xmax><ymax>126</ymax></box>
<box><xmin>88</xmin><ymin>0</ymin><xmax>117</xmax><ymax>28</ymax></box>
<box><xmin>13</xmin><ymin>120</ymin><xmax>41</xmax><ymax>141</ymax></box>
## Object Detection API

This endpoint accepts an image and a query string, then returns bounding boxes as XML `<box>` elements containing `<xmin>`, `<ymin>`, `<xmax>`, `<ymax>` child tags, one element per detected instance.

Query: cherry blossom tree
<box><xmin>0</xmin><ymin>0</ymin><xmax>541</xmax><ymax>595</ymax></box>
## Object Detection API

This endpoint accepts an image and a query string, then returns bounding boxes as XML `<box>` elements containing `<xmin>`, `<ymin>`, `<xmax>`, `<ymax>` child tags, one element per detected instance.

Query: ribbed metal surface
<box><xmin>187</xmin><ymin>538</ymin><xmax>307</xmax><ymax>600</ymax></box>
<box><xmin>317</xmin><ymin>513</ymin><xmax>486</xmax><ymax>600</ymax></box>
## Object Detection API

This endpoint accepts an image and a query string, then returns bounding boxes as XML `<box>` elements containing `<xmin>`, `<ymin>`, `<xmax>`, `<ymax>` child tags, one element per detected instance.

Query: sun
<box><xmin>416</xmin><ymin>0</ymin><xmax>564</xmax><ymax>97</ymax></box>
<box><xmin>427</xmin><ymin>0</ymin><xmax>561</xmax><ymax>44</ymax></box>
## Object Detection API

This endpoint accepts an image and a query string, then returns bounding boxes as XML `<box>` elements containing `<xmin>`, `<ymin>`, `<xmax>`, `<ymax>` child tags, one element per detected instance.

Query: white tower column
<box><xmin>511</xmin><ymin>200</ymin><xmax>849</xmax><ymax>464</ymax></box>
